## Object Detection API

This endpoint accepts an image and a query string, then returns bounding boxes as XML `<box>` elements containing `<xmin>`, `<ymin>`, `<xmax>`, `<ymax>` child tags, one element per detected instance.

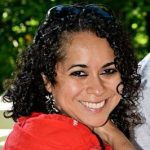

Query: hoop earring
<box><xmin>45</xmin><ymin>94</ymin><xmax>59</xmax><ymax>113</ymax></box>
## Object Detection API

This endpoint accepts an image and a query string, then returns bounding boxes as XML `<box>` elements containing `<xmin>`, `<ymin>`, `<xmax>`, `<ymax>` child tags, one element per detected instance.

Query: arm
<box><xmin>94</xmin><ymin>120</ymin><xmax>136</xmax><ymax>150</ymax></box>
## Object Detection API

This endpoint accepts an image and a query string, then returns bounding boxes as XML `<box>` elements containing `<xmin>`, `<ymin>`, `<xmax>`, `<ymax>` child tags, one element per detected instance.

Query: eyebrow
<box><xmin>68</xmin><ymin>62</ymin><xmax>115</xmax><ymax>70</ymax></box>
<box><xmin>102</xmin><ymin>62</ymin><xmax>115</xmax><ymax>68</ymax></box>
<box><xmin>68</xmin><ymin>64</ymin><xmax>87</xmax><ymax>70</ymax></box>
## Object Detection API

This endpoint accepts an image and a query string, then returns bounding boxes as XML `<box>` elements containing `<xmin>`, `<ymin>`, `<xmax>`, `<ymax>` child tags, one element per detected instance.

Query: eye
<box><xmin>70</xmin><ymin>71</ymin><xmax>88</xmax><ymax>77</ymax></box>
<box><xmin>100</xmin><ymin>68</ymin><xmax>117</xmax><ymax>75</ymax></box>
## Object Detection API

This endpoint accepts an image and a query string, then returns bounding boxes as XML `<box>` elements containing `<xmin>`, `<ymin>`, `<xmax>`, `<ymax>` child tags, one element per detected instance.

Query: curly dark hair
<box><xmin>3</xmin><ymin>3</ymin><xmax>142</xmax><ymax>138</ymax></box>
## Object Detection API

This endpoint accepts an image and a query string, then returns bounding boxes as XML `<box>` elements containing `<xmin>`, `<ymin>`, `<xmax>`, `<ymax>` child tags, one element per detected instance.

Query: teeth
<box><xmin>81</xmin><ymin>101</ymin><xmax>105</xmax><ymax>109</ymax></box>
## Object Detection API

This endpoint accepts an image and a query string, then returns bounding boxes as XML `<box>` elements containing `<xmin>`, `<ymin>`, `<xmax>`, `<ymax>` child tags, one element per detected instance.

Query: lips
<box><xmin>80</xmin><ymin>100</ymin><xmax>105</xmax><ymax>109</ymax></box>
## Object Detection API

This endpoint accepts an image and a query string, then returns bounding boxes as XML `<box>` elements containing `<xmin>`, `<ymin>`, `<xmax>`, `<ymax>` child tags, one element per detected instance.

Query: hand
<box><xmin>93</xmin><ymin>120</ymin><xmax>136</xmax><ymax>150</ymax></box>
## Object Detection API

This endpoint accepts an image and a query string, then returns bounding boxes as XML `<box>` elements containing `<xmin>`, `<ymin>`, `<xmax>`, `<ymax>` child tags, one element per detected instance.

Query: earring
<box><xmin>45</xmin><ymin>94</ymin><xmax>59</xmax><ymax>113</ymax></box>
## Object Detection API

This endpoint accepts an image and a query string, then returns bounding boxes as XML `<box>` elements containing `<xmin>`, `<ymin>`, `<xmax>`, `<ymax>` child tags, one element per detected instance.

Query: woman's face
<box><xmin>44</xmin><ymin>31</ymin><xmax>122</xmax><ymax>128</ymax></box>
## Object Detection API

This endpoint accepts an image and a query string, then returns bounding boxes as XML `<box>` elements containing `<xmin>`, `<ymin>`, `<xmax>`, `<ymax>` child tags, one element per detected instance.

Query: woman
<box><xmin>3</xmin><ymin>3</ymin><xmax>142</xmax><ymax>150</ymax></box>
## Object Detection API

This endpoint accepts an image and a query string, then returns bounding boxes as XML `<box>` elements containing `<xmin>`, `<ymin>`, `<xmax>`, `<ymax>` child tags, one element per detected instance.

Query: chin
<box><xmin>85</xmin><ymin>119</ymin><xmax>108</xmax><ymax>129</ymax></box>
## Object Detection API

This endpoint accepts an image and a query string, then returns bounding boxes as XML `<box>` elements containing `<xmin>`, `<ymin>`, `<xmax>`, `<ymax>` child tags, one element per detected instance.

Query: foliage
<box><xmin>0</xmin><ymin>0</ymin><xmax>150</xmax><ymax>93</ymax></box>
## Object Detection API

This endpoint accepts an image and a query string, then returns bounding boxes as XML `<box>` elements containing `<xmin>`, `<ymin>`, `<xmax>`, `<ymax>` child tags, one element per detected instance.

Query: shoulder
<box><xmin>4</xmin><ymin>113</ymin><xmax>102</xmax><ymax>150</ymax></box>
<box><xmin>18</xmin><ymin>113</ymin><xmax>90</xmax><ymax>138</ymax></box>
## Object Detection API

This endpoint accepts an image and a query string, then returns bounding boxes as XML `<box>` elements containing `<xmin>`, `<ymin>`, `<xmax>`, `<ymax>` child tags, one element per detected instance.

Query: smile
<box><xmin>80</xmin><ymin>100</ymin><xmax>105</xmax><ymax>109</ymax></box>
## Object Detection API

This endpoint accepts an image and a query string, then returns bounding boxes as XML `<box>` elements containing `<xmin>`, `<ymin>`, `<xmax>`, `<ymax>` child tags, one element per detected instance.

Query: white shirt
<box><xmin>134</xmin><ymin>53</ymin><xmax>150</xmax><ymax>150</ymax></box>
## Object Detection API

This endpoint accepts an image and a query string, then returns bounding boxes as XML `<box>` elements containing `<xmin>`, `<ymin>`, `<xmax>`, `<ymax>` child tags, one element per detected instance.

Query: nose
<box><xmin>86</xmin><ymin>77</ymin><xmax>105</xmax><ymax>96</ymax></box>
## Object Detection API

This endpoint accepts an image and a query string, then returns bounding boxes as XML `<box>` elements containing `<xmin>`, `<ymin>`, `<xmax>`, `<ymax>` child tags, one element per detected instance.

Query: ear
<box><xmin>41</xmin><ymin>73</ymin><xmax>52</xmax><ymax>93</ymax></box>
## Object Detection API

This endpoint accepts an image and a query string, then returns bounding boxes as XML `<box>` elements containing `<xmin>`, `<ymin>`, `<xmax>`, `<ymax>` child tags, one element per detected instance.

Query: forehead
<box><xmin>61</xmin><ymin>31</ymin><xmax>115</xmax><ymax>62</ymax></box>
<box><xmin>59</xmin><ymin>31</ymin><xmax>115</xmax><ymax>68</ymax></box>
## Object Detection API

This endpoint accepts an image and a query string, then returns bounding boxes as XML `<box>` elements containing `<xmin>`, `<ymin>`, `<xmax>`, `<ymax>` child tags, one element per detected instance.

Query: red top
<box><xmin>4</xmin><ymin>113</ymin><xmax>112</xmax><ymax>150</ymax></box>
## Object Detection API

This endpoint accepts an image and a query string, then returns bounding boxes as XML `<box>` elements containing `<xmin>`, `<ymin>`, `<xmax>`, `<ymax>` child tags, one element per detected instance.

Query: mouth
<box><xmin>80</xmin><ymin>100</ymin><xmax>106</xmax><ymax>111</ymax></box>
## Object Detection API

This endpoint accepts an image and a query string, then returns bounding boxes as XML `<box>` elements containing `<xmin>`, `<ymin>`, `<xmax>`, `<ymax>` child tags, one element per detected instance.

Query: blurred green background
<box><xmin>0</xmin><ymin>0</ymin><xmax>150</xmax><ymax>94</ymax></box>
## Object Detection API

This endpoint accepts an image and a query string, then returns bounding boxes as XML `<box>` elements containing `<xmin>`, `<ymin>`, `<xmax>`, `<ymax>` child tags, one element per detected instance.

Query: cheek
<box><xmin>53</xmin><ymin>79</ymin><xmax>84</xmax><ymax>103</ymax></box>
<box><xmin>53</xmin><ymin>79</ymin><xmax>85</xmax><ymax>113</ymax></box>
<box><xmin>105</xmin><ymin>77</ymin><xmax>122</xmax><ymax>105</ymax></box>
<box><xmin>111</xmin><ymin>79</ymin><xmax>122</xmax><ymax>106</ymax></box>
<box><xmin>106</xmin><ymin>79</ymin><xmax>121</xmax><ymax>93</ymax></box>
<box><xmin>111</xmin><ymin>75</ymin><xmax>122</xmax><ymax>92</ymax></box>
